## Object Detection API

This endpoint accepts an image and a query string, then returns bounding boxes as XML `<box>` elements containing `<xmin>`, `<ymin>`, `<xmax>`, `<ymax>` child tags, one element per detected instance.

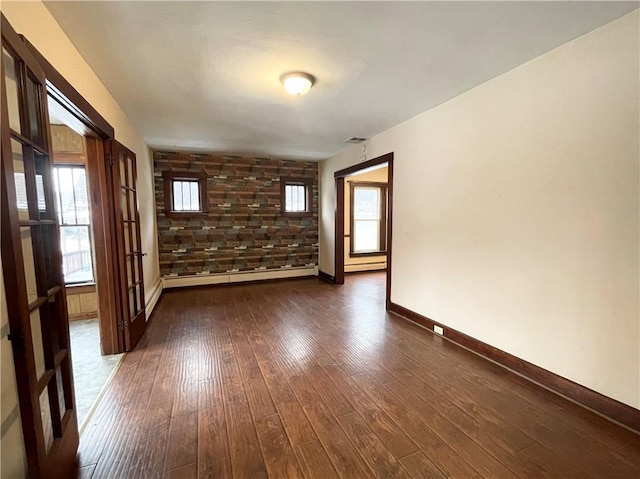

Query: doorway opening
<box><xmin>47</xmin><ymin>97</ymin><xmax>124</xmax><ymax>430</ymax></box>
<box><xmin>334</xmin><ymin>152</ymin><xmax>394</xmax><ymax>309</ymax></box>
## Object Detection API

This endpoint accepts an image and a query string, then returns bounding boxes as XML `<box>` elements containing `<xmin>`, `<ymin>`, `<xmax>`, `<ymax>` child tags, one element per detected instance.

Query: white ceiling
<box><xmin>43</xmin><ymin>1</ymin><xmax>638</xmax><ymax>160</ymax></box>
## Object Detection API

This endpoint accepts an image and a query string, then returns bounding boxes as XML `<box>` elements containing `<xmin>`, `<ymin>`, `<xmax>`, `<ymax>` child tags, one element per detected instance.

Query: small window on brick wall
<box><xmin>281</xmin><ymin>177</ymin><xmax>312</xmax><ymax>216</ymax></box>
<box><xmin>163</xmin><ymin>171</ymin><xmax>208</xmax><ymax>216</ymax></box>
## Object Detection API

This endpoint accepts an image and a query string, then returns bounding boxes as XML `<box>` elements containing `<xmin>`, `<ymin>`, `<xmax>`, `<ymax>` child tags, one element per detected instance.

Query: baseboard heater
<box><xmin>163</xmin><ymin>265</ymin><xmax>318</xmax><ymax>289</ymax></box>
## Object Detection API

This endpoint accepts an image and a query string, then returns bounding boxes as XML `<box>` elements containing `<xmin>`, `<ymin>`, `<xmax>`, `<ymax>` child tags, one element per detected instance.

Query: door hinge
<box><xmin>7</xmin><ymin>332</ymin><xmax>24</xmax><ymax>342</ymax></box>
<box><xmin>118</xmin><ymin>318</ymin><xmax>128</xmax><ymax>331</ymax></box>
<box><xmin>107</xmin><ymin>154</ymin><xmax>114</xmax><ymax>167</ymax></box>
<box><xmin>7</xmin><ymin>332</ymin><xmax>25</xmax><ymax>349</ymax></box>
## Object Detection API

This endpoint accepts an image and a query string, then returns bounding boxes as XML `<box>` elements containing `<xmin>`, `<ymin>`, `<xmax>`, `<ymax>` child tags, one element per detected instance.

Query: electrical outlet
<box><xmin>434</xmin><ymin>325</ymin><xmax>444</xmax><ymax>335</ymax></box>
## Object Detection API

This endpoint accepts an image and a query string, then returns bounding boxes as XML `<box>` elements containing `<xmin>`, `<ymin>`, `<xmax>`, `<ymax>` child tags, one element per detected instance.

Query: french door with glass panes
<box><xmin>109</xmin><ymin>140</ymin><xmax>146</xmax><ymax>351</ymax></box>
<box><xmin>1</xmin><ymin>15</ymin><xmax>78</xmax><ymax>479</ymax></box>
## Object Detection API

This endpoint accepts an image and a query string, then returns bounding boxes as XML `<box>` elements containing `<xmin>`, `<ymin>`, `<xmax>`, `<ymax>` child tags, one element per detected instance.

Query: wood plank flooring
<box><xmin>75</xmin><ymin>273</ymin><xmax>640</xmax><ymax>478</ymax></box>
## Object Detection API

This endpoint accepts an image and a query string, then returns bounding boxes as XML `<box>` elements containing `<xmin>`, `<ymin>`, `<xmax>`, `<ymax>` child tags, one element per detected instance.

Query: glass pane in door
<box><xmin>21</xmin><ymin>227</ymin><xmax>38</xmax><ymax>304</ymax></box>
<box><xmin>123</xmin><ymin>222</ymin><xmax>130</xmax><ymax>255</ymax></box>
<box><xmin>30</xmin><ymin>308</ymin><xmax>46</xmax><ymax>380</ymax></box>
<box><xmin>121</xmin><ymin>190</ymin><xmax>129</xmax><ymax>220</ymax></box>
<box><xmin>12</xmin><ymin>139</ymin><xmax>29</xmax><ymax>221</ymax></box>
<box><xmin>133</xmin><ymin>257</ymin><xmax>139</xmax><ymax>284</ymax></box>
<box><xmin>128</xmin><ymin>191</ymin><xmax>136</xmax><ymax>219</ymax></box>
<box><xmin>34</xmin><ymin>152</ymin><xmax>49</xmax><ymax>218</ymax></box>
<box><xmin>26</xmin><ymin>74</ymin><xmax>43</xmax><ymax>147</ymax></box>
<box><xmin>55</xmin><ymin>367</ymin><xmax>66</xmax><ymax>419</ymax></box>
<box><xmin>119</xmin><ymin>157</ymin><xmax>126</xmax><ymax>190</ymax></box>
<box><xmin>41</xmin><ymin>225</ymin><xmax>60</xmax><ymax>290</ymax></box>
<box><xmin>127</xmin><ymin>157</ymin><xmax>134</xmax><ymax>190</ymax></box>
<box><xmin>136</xmin><ymin>284</ymin><xmax>143</xmax><ymax>315</ymax></box>
<box><xmin>131</xmin><ymin>222</ymin><xmax>138</xmax><ymax>251</ymax></box>
<box><xmin>126</xmin><ymin>257</ymin><xmax>132</xmax><ymax>285</ymax></box>
<box><xmin>2</xmin><ymin>47</ymin><xmax>21</xmax><ymax>133</ymax></box>
<box><xmin>39</xmin><ymin>387</ymin><xmax>54</xmax><ymax>453</ymax></box>
<box><xmin>129</xmin><ymin>288</ymin><xmax>135</xmax><ymax>319</ymax></box>
<box><xmin>46</xmin><ymin>295</ymin><xmax>61</xmax><ymax>357</ymax></box>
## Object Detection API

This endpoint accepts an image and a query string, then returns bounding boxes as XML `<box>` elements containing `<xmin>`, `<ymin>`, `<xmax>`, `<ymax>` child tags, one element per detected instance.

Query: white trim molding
<box><xmin>345</xmin><ymin>262</ymin><xmax>387</xmax><ymax>273</ymax></box>
<box><xmin>163</xmin><ymin>265</ymin><xmax>318</xmax><ymax>289</ymax></box>
<box><xmin>144</xmin><ymin>277</ymin><xmax>164</xmax><ymax>319</ymax></box>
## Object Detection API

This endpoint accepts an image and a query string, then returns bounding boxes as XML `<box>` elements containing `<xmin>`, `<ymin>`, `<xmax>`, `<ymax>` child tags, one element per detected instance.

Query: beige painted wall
<box><xmin>2</xmin><ymin>0</ymin><xmax>161</xmax><ymax>314</ymax></box>
<box><xmin>320</xmin><ymin>11</ymin><xmax>640</xmax><ymax>408</ymax></box>
<box><xmin>344</xmin><ymin>167</ymin><xmax>388</xmax><ymax>272</ymax></box>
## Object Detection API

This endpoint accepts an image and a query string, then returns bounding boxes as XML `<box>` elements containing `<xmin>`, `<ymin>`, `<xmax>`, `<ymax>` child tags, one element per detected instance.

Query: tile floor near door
<box><xmin>76</xmin><ymin>273</ymin><xmax>639</xmax><ymax>478</ymax></box>
<box><xmin>69</xmin><ymin>319</ymin><xmax>123</xmax><ymax>427</ymax></box>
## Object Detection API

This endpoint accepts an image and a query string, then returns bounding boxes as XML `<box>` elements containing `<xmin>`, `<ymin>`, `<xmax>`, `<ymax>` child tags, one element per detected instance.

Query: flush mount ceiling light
<box><xmin>280</xmin><ymin>71</ymin><xmax>315</xmax><ymax>96</ymax></box>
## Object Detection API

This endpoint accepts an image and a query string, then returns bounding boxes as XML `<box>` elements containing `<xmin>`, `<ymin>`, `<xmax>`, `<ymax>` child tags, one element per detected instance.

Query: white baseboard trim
<box><xmin>345</xmin><ymin>262</ymin><xmax>387</xmax><ymax>273</ymax></box>
<box><xmin>144</xmin><ymin>278</ymin><xmax>164</xmax><ymax>319</ymax></box>
<box><xmin>163</xmin><ymin>266</ymin><xmax>319</xmax><ymax>289</ymax></box>
<box><xmin>79</xmin><ymin>351</ymin><xmax>125</xmax><ymax>436</ymax></box>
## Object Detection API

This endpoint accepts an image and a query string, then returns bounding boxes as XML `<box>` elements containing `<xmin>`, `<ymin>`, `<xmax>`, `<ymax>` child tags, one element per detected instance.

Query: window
<box><xmin>52</xmin><ymin>166</ymin><xmax>95</xmax><ymax>284</ymax></box>
<box><xmin>350</xmin><ymin>182</ymin><xmax>387</xmax><ymax>255</ymax></box>
<box><xmin>172</xmin><ymin>179</ymin><xmax>201</xmax><ymax>211</ymax></box>
<box><xmin>281</xmin><ymin>177</ymin><xmax>312</xmax><ymax>216</ymax></box>
<box><xmin>163</xmin><ymin>171</ymin><xmax>208</xmax><ymax>216</ymax></box>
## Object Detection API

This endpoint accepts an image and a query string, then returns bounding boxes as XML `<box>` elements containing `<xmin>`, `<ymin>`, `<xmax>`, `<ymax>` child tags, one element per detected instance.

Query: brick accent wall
<box><xmin>154</xmin><ymin>151</ymin><xmax>318</xmax><ymax>277</ymax></box>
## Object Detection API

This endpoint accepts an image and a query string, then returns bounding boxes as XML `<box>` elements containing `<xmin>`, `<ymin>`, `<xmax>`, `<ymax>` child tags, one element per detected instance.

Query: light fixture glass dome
<box><xmin>281</xmin><ymin>72</ymin><xmax>315</xmax><ymax>96</ymax></box>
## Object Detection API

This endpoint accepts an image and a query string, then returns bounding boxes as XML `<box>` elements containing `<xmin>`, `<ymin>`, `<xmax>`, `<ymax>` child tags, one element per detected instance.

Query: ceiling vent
<box><xmin>344</xmin><ymin>137</ymin><xmax>368</xmax><ymax>144</ymax></box>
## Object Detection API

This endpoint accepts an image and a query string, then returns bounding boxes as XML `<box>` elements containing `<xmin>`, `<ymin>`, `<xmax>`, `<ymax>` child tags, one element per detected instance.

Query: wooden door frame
<box><xmin>334</xmin><ymin>152</ymin><xmax>394</xmax><ymax>309</ymax></box>
<box><xmin>22</xmin><ymin>39</ymin><xmax>123</xmax><ymax>354</ymax></box>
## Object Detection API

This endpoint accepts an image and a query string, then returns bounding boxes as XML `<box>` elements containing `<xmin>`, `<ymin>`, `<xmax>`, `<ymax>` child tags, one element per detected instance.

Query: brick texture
<box><xmin>154</xmin><ymin>151</ymin><xmax>318</xmax><ymax>277</ymax></box>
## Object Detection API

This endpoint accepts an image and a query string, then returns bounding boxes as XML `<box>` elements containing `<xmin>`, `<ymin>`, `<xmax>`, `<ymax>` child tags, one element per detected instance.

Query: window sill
<box><xmin>281</xmin><ymin>211</ymin><xmax>313</xmax><ymax>218</ymax></box>
<box><xmin>66</xmin><ymin>283</ymin><xmax>96</xmax><ymax>294</ymax></box>
<box><xmin>164</xmin><ymin>211</ymin><xmax>208</xmax><ymax>219</ymax></box>
<box><xmin>349</xmin><ymin>251</ymin><xmax>387</xmax><ymax>258</ymax></box>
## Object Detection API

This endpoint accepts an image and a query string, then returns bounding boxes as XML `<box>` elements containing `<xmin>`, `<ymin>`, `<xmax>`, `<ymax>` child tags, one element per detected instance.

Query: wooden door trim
<box><xmin>86</xmin><ymin>137</ymin><xmax>120</xmax><ymax>354</ymax></box>
<box><xmin>334</xmin><ymin>177</ymin><xmax>345</xmax><ymax>285</ymax></box>
<box><xmin>21</xmin><ymin>38</ymin><xmax>114</xmax><ymax>139</ymax></box>
<box><xmin>334</xmin><ymin>152</ymin><xmax>394</xmax><ymax>309</ymax></box>
<box><xmin>1</xmin><ymin>15</ymin><xmax>45</xmax><ymax>82</ymax></box>
<box><xmin>348</xmin><ymin>181</ymin><xmax>388</xmax><ymax>256</ymax></box>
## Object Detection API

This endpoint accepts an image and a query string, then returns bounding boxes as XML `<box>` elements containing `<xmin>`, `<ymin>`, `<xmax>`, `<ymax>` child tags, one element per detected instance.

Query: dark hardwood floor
<box><xmin>76</xmin><ymin>272</ymin><xmax>640</xmax><ymax>478</ymax></box>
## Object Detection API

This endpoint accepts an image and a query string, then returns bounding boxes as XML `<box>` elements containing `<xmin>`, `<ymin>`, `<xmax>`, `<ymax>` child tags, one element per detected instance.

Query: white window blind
<box><xmin>285</xmin><ymin>184</ymin><xmax>307</xmax><ymax>212</ymax></box>
<box><xmin>353</xmin><ymin>186</ymin><xmax>381</xmax><ymax>253</ymax></box>
<box><xmin>172</xmin><ymin>179</ymin><xmax>201</xmax><ymax>211</ymax></box>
